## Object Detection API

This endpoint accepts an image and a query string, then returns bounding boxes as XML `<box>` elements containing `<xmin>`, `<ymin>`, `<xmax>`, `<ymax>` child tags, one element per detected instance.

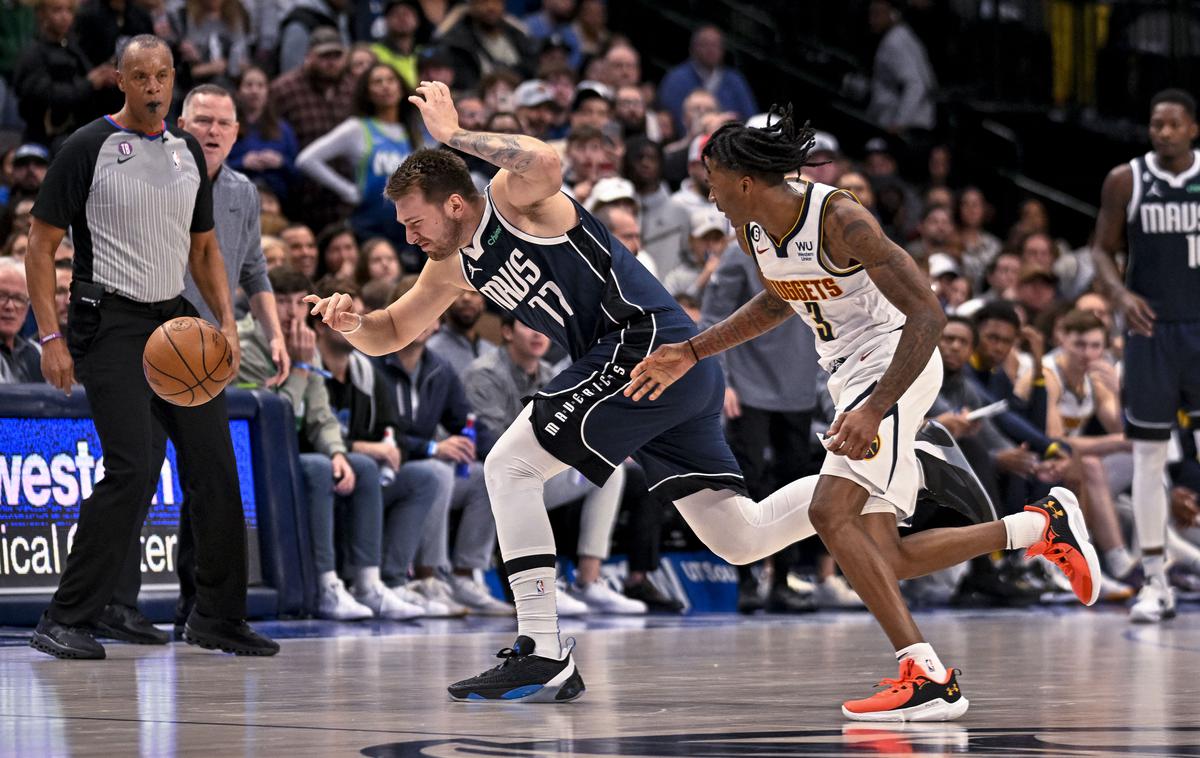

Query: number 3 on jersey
<box><xmin>805</xmin><ymin>302</ymin><xmax>835</xmax><ymax>341</ymax></box>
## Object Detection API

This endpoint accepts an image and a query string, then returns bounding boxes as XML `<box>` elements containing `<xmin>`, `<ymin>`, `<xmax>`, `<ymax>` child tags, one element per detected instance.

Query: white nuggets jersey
<box><xmin>744</xmin><ymin>181</ymin><xmax>906</xmax><ymax>371</ymax></box>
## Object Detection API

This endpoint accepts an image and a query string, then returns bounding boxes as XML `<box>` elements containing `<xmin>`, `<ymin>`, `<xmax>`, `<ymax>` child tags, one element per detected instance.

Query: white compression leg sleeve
<box><xmin>1131</xmin><ymin>440</ymin><xmax>1170</xmax><ymax>557</ymax></box>
<box><xmin>672</xmin><ymin>475</ymin><xmax>821</xmax><ymax>565</ymax></box>
<box><xmin>483</xmin><ymin>404</ymin><xmax>572</xmax><ymax>657</ymax></box>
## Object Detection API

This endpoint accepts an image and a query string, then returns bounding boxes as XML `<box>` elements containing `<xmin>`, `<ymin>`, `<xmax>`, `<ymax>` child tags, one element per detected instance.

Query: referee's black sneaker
<box><xmin>182</xmin><ymin>610</ymin><xmax>279</xmax><ymax>656</ymax></box>
<box><xmin>914</xmin><ymin>420</ymin><xmax>997</xmax><ymax>525</ymax></box>
<box><xmin>30</xmin><ymin>612</ymin><xmax>105</xmax><ymax>660</ymax></box>
<box><xmin>91</xmin><ymin>603</ymin><xmax>169</xmax><ymax>645</ymax></box>
<box><xmin>448</xmin><ymin>636</ymin><xmax>585</xmax><ymax>703</ymax></box>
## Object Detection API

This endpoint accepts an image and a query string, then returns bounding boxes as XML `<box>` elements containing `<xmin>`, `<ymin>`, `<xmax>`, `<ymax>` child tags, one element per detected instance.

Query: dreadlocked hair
<box><xmin>702</xmin><ymin>103</ymin><xmax>816</xmax><ymax>184</ymax></box>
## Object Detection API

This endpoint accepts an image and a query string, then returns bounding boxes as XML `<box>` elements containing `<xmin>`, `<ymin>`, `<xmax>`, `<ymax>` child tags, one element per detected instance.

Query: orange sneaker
<box><xmin>841</xmin><ymin>659</ymin><xmax>969</xmax><ymax>722</ymax></box>
<box><xmin>1023</xmin><ymin>486</ymin><xmax>1101</xmax><ymax>606</ymax></box>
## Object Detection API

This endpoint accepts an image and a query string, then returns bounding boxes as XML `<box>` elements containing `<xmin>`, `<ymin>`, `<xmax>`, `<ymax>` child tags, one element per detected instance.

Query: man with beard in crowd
<box><xmin>427</xmin><ymin>289</ymin><xmax>498</xmax><ymax>378</ymax></box>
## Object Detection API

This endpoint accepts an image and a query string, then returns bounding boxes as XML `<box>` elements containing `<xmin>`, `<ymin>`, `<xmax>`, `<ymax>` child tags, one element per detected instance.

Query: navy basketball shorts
<box><xmin>1122</xmin><ymin>320</ymin><xmax>1200</xmax><ymax>440</ymax></box>
<box><xmin>529</xmin><ymin>319</ymin><xmax>747</xmax><ymax>502</ymax></box>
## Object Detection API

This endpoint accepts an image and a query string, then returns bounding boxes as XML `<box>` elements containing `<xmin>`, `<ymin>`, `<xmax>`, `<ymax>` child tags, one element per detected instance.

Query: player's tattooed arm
<box><xmin>824</xmin><ymin>194</ymin><xmax>946</xmax><ymax>415</ymax></box>
<box><xmin>446</xmin><ymin>130</ymin><xmax>549</xmax><ymax>174</ymax></box>
<box><xmin>691</xmin><ymin>288</ymin><xmax>795</xmax><ymax>358</ymax></box>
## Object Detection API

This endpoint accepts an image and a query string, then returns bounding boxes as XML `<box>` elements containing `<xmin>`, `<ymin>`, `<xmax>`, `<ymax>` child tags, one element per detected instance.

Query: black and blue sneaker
<box><xmin>914</xmin><ymin>420</ymin><xmax>997</xmax><ymax>525</ymax></box>
<box><xmin>448</xmin><ymin>636</ymin><xmax>585</xmax><ymax>703</ymax></box>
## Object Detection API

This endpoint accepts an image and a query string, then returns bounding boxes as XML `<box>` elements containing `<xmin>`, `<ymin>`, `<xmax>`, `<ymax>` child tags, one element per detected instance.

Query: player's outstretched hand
<box><xmin>624</xmin><ymin>342</ymin><xmax>697</xmax><ymax>402</ymax></box>
<box><xmin>304</xmin><ymin>293</ymin><xmax>363</xmax><ymax>334</ymax></box>
<box><xmin>409</xmin><ymin>80</ymin><xmax>460</xmax><ymax>144</ymax></box>
<box><xmin>1117</xmin><ymin>289</ymin><xmax>1156</xmax><ymax>337</ymax></box>
<box><xmin>825</xmin><ymin>406</ymin><xmax>884</xmax><ymax>461</ymax></box>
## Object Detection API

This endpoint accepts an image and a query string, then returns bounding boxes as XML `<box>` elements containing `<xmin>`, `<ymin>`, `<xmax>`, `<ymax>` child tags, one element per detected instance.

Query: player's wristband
<box><xmin>336</xmin><ymin>313</ymin><xmax>364</xmax><ymax>335</ymax></box>
<box><xmin>686</xmin><ymin>338</ymin><xmax>700</xmax><ymax>363</ymax></box>
<box><xmin>39</xmin><ymin>331</ymin><xmax>63</xmax><ymax>346</ymax></box>
<box><xmin>426</xmin><ymin>440</ymin><xmax>438</xmax><ymax>458</ymax></box>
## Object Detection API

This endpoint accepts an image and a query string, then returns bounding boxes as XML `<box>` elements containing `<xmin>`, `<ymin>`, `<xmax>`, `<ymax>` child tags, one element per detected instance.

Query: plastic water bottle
<box><xmin>456</xmin><ymin>414</ymin><xmax>476</xmax><ymax>479</ymax></box>
<box><xmin>379</xmin><ymin>427</ymin><xmax>398</xmax><ymax>486</ymax></box>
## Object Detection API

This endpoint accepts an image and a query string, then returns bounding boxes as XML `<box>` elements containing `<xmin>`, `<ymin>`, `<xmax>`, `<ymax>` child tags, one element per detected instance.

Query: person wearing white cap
<box><xmin>799</xmin><ymin>130</ymin><xmax>842</xmax><ymax>186</ymax></box>
<box><xmin>514</xmin><ymin>80</ymin><xmax>562</xmax><ymax>140</ymax></box>
<box><xmin>671</xmin><ymin>134</ymin><xmax>719</xmax><ymax>217</ymax></box>
<box><xmin>663</xmin><ymin>207</ymin><xmax>729</xmax><ymax>299</ymax></box>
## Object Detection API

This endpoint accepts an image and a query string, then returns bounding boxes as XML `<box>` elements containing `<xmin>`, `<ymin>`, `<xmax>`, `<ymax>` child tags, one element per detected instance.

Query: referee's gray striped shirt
<box><xmin>32</xmin><ymin>117</ymin><xmax>214</xmax><ymax>304</ymax></box>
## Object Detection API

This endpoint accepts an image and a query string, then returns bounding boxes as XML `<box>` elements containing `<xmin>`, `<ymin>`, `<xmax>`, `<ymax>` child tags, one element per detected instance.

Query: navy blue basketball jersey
<box><xmin>1126</xmin><ymin>150</ymin><xmax>1200</xmax><ymax>321</ymax></box>
<box><xmin>458</xmin><ymin>185</ymin><xmax>689</xmax><ymax>360</ymax></box>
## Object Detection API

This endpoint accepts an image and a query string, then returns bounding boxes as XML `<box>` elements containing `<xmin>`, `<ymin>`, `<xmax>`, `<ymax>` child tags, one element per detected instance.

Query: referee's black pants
<box><xmin>48</xmin><ymin>293</ymin><xmax>247</xmax><ymax>626</ymax></box>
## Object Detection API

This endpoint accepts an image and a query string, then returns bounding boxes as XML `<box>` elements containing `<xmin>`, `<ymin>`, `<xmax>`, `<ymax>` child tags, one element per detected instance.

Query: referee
<box><xmin>25</xmin><ymin>35</ymin><xmax>278</xmax><ymax>659</ymax></box>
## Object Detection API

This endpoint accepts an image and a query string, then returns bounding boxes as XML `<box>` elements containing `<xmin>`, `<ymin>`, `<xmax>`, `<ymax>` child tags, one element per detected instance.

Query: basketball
<box><xmin>142</xmin><ymin>317</ymin><xmax>235</xmax><ymax>407</ymax></box>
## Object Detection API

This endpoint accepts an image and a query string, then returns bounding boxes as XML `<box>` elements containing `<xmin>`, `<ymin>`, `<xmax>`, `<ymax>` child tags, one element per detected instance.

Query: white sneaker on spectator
<box><xmin>353</xmin><ymin>581</ymin><xmax>425</xmax><ymax>620</ymax></box>
<box><xmin>317</xmin><ymin>579</ymin><xmax>373</xmax><ymax>621</ymax></box>
<box><xmin>1130</xmin><ymin>575</ymin><xmax>1177</xmax><ymax>623</ymax></box>
<box><xmin>407</xmin><ymin>576</ymin><xmax>469</xmax><ymax>616</ymax></box>
<box><xmin>449</xmin><ymin>575</ymin><xmax>516</xmax><ymax>616</ymax></box>
<box><xmin>555</xmin><ymin>579</ymin><xmax>590</xmax><ymax>616</ymax></box>
<box><xmin>814</xmin><ymin>575</ymin><xmax>866</xmax><ymax>609</ymax></box>
<box><xmin>568</xmin><ymin>580</ymin><xmax>647</xmax><ymax>614</ymax></box>
<box><xmin>393</xmin><ymin>583</ymin><xmax>454</xmax><ymax>617</ymax></box>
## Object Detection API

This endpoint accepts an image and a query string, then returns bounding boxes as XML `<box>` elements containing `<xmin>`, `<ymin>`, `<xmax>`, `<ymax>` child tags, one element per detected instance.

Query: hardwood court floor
<box><xmin>1</xmin><ymin>607</ymin><xmax>1198</xmax><ymax>757</ymax></box>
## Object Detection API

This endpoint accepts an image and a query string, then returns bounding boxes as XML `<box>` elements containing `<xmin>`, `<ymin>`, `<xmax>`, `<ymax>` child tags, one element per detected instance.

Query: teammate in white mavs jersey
<box><xmin>627</xmin><ymin>107</ymin><xmax>1100</xmax><ymax>721</ymax></box>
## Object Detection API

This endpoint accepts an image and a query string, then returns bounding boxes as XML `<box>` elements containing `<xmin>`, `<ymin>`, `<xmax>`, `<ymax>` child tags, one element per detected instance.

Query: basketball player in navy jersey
<box><xmin>1091</xmin><ymin>88</ymin><xmax>1200</xmax><ymax>623</ymax></box>
<box><xmin>307</xmin><ymin>83</ymin><xmax>993</xmax><ymax>710</ymax></box>
<box><xmin>626</xmin><ymin>108</ymin><xmax>1100</xmax><ymax>720</ymax></box>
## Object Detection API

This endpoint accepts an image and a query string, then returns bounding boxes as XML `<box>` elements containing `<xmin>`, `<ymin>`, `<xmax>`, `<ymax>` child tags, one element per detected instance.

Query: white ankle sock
<box><xmin>1002</xmin><ymin>511</ymin><xmax>1046</xmax><ymax>550</ymax></box>
<box><xmin>1104</xmin><ymin>547</ymin><xmax>1136</xmax><ymax>579</ymax></box>
<box><xmin>896</xmin><ymin>642</ymin><xmax>947</xmax><ymax>682</ymax></box>
<box><xmin>1143</xmin><ymin>553</ymin><xmax>1166</xmax><ymax>581</ymax></box>
<box><xmin>509</xmin><ymin>566</ymin><xmax>563</xmax><ymax>659</ymax></box>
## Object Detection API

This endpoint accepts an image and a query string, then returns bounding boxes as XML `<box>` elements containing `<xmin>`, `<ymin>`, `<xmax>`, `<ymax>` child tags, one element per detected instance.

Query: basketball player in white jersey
<box><xmin>627</xmin><ymin>107</ymin><xmax>1102</xmax><ymax>721</ymax></box>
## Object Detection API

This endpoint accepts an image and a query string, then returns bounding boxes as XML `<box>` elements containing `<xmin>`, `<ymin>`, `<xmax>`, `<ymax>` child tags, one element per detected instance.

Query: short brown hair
<box><xmin>384</xmin><ymin>148</ymin><xmax>479</xmax><ymax>204</ymax></box>
<box><xmin>1059</xmin><ymin>309</ymin><xmax>1106</xmax><ymax>337</ymax></box>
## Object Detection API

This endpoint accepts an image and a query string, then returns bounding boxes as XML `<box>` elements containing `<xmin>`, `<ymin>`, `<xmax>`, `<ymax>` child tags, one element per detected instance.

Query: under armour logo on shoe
<box><xmin>947</xmin><ymin>683</ymin><xmax>959</xmax><ymax>696</ymax></box>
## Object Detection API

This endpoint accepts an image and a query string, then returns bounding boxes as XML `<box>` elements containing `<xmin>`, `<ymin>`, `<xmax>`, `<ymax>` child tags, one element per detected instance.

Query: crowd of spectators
<box><xmin>1</xmin><ymin>0</ymin><xmax>1197</xmax><ymax>619</ymax></box>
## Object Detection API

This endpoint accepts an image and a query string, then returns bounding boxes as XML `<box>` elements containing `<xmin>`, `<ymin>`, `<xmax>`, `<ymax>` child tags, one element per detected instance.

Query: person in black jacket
<box><xmin>13</xmin><ymin>0</ymin><xmax>118</xmax><ymax>147</ymax></box>
<box><xmin>433</xmin><ymin>0</ymin><xmax>537</xmax><ymax>94</ymax></box>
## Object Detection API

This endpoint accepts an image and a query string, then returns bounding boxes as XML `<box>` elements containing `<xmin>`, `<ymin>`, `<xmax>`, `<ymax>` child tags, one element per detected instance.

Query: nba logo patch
<box><xmin>535</xmin><ymin>579</ymin><xmax>545</xmax><ymax>594</ymax></box>
<box><xmin>171</xmin><ymin>149</ymin><xmax>182</xmax><ymax>171</ymax></box>
<box><xmin>118</xmin><ymin>142</ymin><xmax>132</xmax><ymax>156</ymax></box>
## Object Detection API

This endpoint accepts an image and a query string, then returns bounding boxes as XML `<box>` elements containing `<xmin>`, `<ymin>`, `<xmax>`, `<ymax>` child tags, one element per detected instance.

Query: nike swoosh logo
<box><xmin>860</xmin><ymin>347</ymin><xmax>878</xmax><ymax>361</ymax></box>
<box><xmin>117</xmin><ymin>155</ymin><xmax>134</xmax><ymax>164</ymax></box>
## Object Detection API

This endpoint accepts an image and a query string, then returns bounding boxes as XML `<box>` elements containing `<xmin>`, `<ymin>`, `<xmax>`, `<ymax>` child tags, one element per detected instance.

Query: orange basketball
<box><xmin>142</xmin><ymin>317</ymin><xmax>235</xmax><ymax>407</ymax></box>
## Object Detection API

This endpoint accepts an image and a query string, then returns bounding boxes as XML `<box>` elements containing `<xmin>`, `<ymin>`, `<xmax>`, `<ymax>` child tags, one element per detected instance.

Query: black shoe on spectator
<box><xmin>765</xmin><ymin>585</ymin><xmax>817</xmax><ymax>614</ymax></box>
<box><xmin>623</xmin><ymin>580</ymin><xmax>684</xmax><ymax>613</ymax></box>
<box><xmin>952</xmin><ymin>562</ymin><xmax>1040</xmax><ymax>608</ymax></box>
<box><xmin>173</xmin><ymin>595</ymin><xmax>195</xmax><ymax>641</ymax></box>
<box><xmin>183</xmin><ymin>611</ymin><xmax>279</xmax><ymax>656</ymax></box>
<box><xmin>30</xmin><ymin>612</ymin><xmax>105</xmax><ymax>660</ymax></box>
<box><xmin>915</xmin><ymin>420</ymin><xmax>997</xmax><ymax>525</ymax></box>
<box><xmin>737</xmin><ymin>580</ymin><xmax>764</xmax><ymax>614</ymax></box>
<box><xmin>91</xmin><ymin>603</ymin><xmax>169</xmax><ymax>645</ymax></box>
